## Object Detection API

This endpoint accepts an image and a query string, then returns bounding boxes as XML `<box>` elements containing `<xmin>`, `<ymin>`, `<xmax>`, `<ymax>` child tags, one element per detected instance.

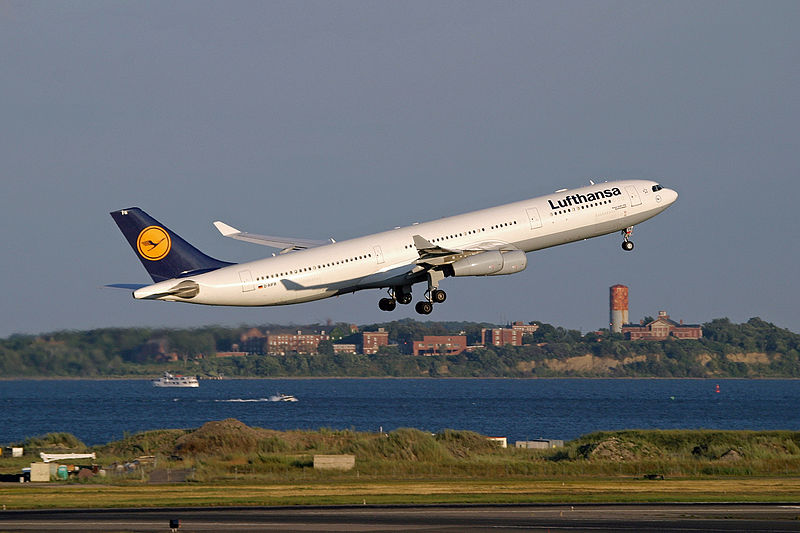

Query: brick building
<box><xmin>266</xmin><ymin>331</ymin><xmax>330</xmax><ymax>355</ymax></box>
<box><xmin>482</xmin><ymin>328</ymin><xmax>524</xmax><ymax>346</ymax></box>
<box><xmin>412</xmin><ymin>335</ymin><xmax>467</xmax><ymax>356</ymax></box>
<box><xmin>622</xmin><ymin>311</ymin><xmax>702</xmax><ymax>340</ymax></box>
<box><xmin>362</xmin><ymin>329</ymin><xmax>389</xmax><ymax>355</ymax></box>
<box><xmin>332</xmin><ymin>344</ymin><xmax>357</xmax><ymax>354</ymax></box>
<box><xmin>481</xmin><ymin>321</ymin><xmax>539</xmax><ymax>346</ymax></box>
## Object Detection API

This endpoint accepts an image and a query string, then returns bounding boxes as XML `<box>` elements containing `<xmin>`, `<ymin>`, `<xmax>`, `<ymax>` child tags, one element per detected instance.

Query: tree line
<box><xmin>1</xmin><ymin>317</ymin><xmax>799</xmax><ymax>378</ymax></box>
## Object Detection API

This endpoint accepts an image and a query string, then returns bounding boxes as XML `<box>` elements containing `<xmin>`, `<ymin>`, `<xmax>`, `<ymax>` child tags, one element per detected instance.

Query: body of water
<box><xmin>0</xmin><ymin>378</ymin><xmax>797</xmax><ymax>446</ymax></box>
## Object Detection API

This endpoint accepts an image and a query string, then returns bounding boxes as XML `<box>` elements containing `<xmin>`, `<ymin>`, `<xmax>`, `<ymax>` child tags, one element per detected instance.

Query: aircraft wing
<box><xmin>411</xmin><ymin>235</ymin><xmax>462</xmax><ymax>257</ymax></box>
<box><xmin>213</xmin><ymin>221</ymin><xmax>333</xmax><ymax>254</ymax></box>
<box><xmin>412</xmin><ymin>234</ymin><xmax>521</xmax><ymax>267</ymax></box>
<box><xmin>412</xmin><ymin>234</ymin><xmax>482</xmax><ymax>267</ymax></box>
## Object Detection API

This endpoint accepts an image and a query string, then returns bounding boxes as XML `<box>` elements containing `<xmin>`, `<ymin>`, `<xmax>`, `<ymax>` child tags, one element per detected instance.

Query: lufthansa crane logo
<box><xmin>136</xmin><ymin>226</ymin><xmax>171</xmax><ymax>261</ymax></box>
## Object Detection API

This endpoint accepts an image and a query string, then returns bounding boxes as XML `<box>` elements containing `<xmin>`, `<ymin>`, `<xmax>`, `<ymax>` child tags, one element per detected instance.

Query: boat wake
<box><xmin>215</xmin><ymin>398</ymin><xmax>274</xmax><ymax>403</ymax></box>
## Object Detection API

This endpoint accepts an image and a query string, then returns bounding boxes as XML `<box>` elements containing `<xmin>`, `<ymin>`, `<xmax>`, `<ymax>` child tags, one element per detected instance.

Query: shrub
<box><xmin>23</xmin><ymin>432</ymin><xmax>86</xmax><ymax>450</ymax></box>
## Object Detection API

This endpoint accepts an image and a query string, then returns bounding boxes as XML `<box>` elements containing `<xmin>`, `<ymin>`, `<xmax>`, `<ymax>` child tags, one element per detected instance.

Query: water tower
<box><xmin>610</xmin><ymin>285</ymin><xmax>629</xmax><ymax>333</ymax></box>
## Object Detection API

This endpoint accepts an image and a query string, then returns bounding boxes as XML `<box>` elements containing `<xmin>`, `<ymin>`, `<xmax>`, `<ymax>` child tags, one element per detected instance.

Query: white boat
<box><xmin>152</xmin><ymin>372</ymin><xmax>199</xmax><ymax>388</ymax></box>
<box><xmin>269</xmin><ymin>393</ymin><xmax>298</xmax><ymax>402</ymax></box>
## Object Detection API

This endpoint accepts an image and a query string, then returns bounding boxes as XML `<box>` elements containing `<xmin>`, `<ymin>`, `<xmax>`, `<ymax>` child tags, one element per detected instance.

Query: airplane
<box><xmin>110</xmin><ymin>179</ymin><xmax>677</xmax><ymax>315</ymax></box>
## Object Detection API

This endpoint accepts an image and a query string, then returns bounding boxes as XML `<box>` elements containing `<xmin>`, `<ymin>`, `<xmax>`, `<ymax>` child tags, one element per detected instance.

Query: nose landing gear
<box><xmin>621</xmin><ymin>226</ymin><xmax>635</xmax><ymax>251</ymax></box>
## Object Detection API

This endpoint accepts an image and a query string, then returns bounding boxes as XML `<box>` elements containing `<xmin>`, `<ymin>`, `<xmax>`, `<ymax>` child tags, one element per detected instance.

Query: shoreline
<box><xmin>2</xmin><ymin>375</ymin><xmax>800</xmax><ymax>381</ymax></box>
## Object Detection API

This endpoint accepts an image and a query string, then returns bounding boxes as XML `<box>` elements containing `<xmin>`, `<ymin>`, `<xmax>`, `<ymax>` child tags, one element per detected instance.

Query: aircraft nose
<box><xmin>665</xmin><ymin>188</ymin><xmax>678</xmax><ymax>204</ymax></box>
<box><xmin>659</xmin><ymin>188</ymin><xmax>678</xmax><ymax>206</ymax></box>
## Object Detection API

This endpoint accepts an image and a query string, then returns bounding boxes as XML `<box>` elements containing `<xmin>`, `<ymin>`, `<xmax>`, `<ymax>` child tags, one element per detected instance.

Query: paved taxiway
<box><xmin>2</xmin><ymin>503</ymin><xmax>800</xmax><ymax>532</ymax></box>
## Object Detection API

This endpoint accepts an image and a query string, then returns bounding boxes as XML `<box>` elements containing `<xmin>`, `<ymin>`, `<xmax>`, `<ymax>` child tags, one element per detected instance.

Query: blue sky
<box><xmin>1</xmin><ymin>1</ymin><xmax>798</xmax><ymax>336</ymax></box>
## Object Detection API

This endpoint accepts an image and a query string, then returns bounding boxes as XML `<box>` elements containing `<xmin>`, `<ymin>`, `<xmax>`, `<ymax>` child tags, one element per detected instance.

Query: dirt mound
<box><xmin>590</xmin><ymin>438</ymin><xmax>636</xmax><ymax>461</ymax></box>
<box><xmin>436</xmin><ymin>429</ymin><xmax>497</xmax><ymax>458</ymax></box>
<box><xmin>579</xmin><ymin>437</ymin><xmax>657</xmax><ymax>462</ymax></box>
<box><xmin>719</xmin><ymin>449</ymin><xmax>743</xmax><ymax>462</ymax></box>
<box><xmin>175</xmin><ymin>419</ymin><xmax>267</xmax><ymax>455</ymax></box>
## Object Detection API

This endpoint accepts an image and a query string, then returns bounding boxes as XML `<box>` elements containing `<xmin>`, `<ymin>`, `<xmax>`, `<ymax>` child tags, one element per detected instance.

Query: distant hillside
<box><xmin>1</xmin><ymin>317</ymin><xmax>798</xmax><ymax>378</ymax></box>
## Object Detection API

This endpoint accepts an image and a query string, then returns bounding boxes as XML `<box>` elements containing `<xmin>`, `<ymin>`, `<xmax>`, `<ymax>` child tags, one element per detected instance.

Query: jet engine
<box><xmin>448</xmin><ymin>250</ymin><xmax>527</xmax><ymax>277</ymax></box>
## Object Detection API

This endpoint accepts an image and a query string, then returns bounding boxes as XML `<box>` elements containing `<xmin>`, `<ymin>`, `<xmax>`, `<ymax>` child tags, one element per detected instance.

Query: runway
<box><xmin>2</xmin><ymin>503</ymin><xmax>800</xmax><ymax>532</ymax></box>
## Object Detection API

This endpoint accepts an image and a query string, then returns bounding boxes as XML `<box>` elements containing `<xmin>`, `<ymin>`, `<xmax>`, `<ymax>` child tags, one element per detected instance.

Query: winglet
<box><xmin>213</xmin><ymin>221</ymin><xmax>240</xmax><ymax>237</ymax></box>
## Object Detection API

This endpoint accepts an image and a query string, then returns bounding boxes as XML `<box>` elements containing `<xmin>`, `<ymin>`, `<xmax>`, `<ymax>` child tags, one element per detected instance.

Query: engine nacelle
<box><xmin>449</xmin><ymin>250</ymin><xmax>527</xmax><ymax>277</ymax></box>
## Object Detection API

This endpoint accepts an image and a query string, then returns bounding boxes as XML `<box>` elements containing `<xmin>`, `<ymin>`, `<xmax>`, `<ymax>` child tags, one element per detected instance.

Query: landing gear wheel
<box><xmin>378</xmin><ymin>298</ymin><xmax>397</xmax><ymax>311</ymax></box>
<box><xmin>431</xmin><ymin>289</ymin><xmax>447</xmax><ymax>303</ymax></box>
<box><xmin>415</xmin><ymin>301</ymin><xmax>433</xmax><ymax>315</ymax></box>
<box><xmin>621</xmin><ymin>226</ymin><xmax>634</xmax><ymax>251</ymax></box>
<box><xmin>397</xmin><ymin>293</ymin><xmax>413</xmax><ymax>305</ymax></box>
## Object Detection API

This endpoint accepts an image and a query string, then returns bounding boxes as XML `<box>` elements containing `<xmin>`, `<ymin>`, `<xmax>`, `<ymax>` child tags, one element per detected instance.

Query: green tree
<box><xmin>317</xmin><ymin>339</ymin><xmax>335</xmax><ymax>355</ymax></box>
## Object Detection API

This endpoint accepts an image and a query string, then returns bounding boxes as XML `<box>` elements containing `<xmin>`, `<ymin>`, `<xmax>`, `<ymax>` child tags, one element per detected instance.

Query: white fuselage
<box><xmin>133</xmin><ymin>180</ymin><xmax>677</xmax><ymax>306</ymax></box>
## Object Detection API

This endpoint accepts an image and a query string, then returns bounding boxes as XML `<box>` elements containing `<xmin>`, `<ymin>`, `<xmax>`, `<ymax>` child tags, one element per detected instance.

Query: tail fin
<box><xmin>110</xmin><ymin>207</ymin><xmax>233</xmax><ymax>282</ymax></box>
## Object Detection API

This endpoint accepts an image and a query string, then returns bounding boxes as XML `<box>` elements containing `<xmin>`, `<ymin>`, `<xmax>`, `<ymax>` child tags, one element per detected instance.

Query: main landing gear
<box><xmin>378</xmin><ymin>286</ymin><xmax>413</xmax><ymax>312</ymax></box>
<box><xmin>414</xmin><ymin>288</ymin><xmax>446</xmax><ymax>315</ymax></box>
<box><xmin>415</xmin><ymin>300</ymin><xmax>433</xmax><ymax>315</ymax></box>
<box><xmin>397</xmin><ymin>291</ymin><xmax>413</xmax><ymax>305</ymax></box>
<box><xmin>621</xmin><ymin>226</ymin><xmax>635</xmax><ymax>251</ymax></box>
<box><xmin>414</xmin><ymin>270</ymin><xmax>446</xmax><ymax>315</ymax></box>
<box><xmin>378</xmin><ymin>297</ymin><xmax>396</xmax><ymax>311</ymax></box>
<box><xmin>377</xmin><ymin>271</ymin><xmax>448</xmax><ymax>315</ymax></box>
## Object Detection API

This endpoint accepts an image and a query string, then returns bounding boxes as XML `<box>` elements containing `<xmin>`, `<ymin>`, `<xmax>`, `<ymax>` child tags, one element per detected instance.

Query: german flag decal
<box><xmin>136</xmin><ymin>226</ymin><xmax>171</xmax><ymax>261</ymax></box>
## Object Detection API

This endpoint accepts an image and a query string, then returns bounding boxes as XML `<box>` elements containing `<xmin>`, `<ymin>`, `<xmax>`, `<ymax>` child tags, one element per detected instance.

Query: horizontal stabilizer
<box><xmin>213</xmin><ymin>220</ymin><xmax>332</xmax><ymax>253</ymax></box>
<box><xmin>133</xmin><ymin>280</ymin><xmax>200</xmax><ymax>300</ymax></box>
<box><xmin>105</xmin><ymin>283</ymin><xmax>149</xmax><ymax>290</ymax></box>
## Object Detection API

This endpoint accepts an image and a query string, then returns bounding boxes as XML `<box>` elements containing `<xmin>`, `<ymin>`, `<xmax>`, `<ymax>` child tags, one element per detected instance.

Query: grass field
<box><xmin>2</xmin><ymin>478</ymin><xmax>800</xmax><ymax>509</ymax></box>
<box><xmin>3</xmin><ymin>422</ymin><xmax>800</xmax><ymax>509</ymax></box>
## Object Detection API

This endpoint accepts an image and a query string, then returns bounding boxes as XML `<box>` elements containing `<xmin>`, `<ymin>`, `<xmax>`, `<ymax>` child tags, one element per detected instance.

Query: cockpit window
<box><xmin>652</xmin><ymin>184</ymin><xmax>663</xmax><ymax>192</ymax></box>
